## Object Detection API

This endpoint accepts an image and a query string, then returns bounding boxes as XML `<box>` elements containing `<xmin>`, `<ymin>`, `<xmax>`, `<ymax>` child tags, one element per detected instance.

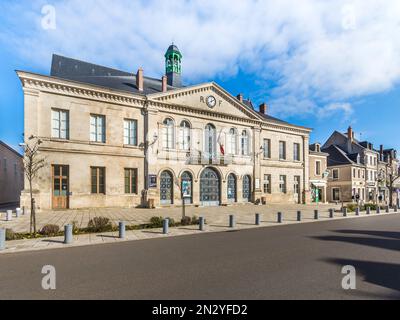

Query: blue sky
<box><xmin>0</xmin><ymin>0</ymin><xmax>399</xmax><ymax>153</ymax></box>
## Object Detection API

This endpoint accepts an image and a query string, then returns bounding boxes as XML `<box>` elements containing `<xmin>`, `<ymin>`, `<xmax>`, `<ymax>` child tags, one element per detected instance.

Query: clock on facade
<box><xmin>206</xmin><ymin>95</ymin><xmax>217</xmax><ymax>108</ymax></box>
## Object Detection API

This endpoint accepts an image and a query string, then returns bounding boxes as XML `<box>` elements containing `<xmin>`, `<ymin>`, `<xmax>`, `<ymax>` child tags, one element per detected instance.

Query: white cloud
<box><xmin>317</xmin><ymin>102</ymin><xmax>354</xmax><ymax>121</ymax></box>
<box><xmin>1</xmin><ymin>0</ymin><xmax>400</xmax><ymax>118</ymax></box>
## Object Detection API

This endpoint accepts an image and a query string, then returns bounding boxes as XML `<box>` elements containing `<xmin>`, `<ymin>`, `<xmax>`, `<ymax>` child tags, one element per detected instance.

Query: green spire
<box><xmin>165</xmin><ymin>44</ymin><xmax>182</xmax><ymax>75</ymax></box>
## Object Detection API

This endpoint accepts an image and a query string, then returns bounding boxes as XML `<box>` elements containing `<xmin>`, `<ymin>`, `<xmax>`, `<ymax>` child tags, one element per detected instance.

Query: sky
<box><xmin>0</xmin><ymin>0</ymin><xmax>399</xmax><ymax>153</ymax></box>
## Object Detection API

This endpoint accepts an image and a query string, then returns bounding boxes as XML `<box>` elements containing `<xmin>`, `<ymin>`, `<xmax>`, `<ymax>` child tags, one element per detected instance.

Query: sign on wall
<box><xmin>148</xmin><ymin>175</ymin><xmax>157</xmax><ymax>188</ymax></box>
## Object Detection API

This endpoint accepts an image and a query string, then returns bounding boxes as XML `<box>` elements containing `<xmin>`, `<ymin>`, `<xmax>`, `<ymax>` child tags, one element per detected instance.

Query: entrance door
<box><xmin>52</xmin><ymin>165</ymin><xmax>69</xmax><ymax>209</ymax></box>
<box><xmin>160</xmin><ymin>171</ymin><xmax>173</xmax><ymax>205</ymax></box>
<box><xmin>200</xmin><ymin>168</ymin><xmax>220</xmax><ymax>206</ymax></box>
<box><xmin>243</xmin><ymin>175</ymin><xmax>251</xmax><ymax>202</ymax></box>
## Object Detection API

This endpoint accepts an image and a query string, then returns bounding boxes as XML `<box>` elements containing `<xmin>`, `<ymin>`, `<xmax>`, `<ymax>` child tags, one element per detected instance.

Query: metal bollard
<box><xmin>386</xmin><ymin>206</ymin><xmax>390</xmax><ymax>213</ymax></box>
<box><xmin>64</xmin><ymin>224</ymin><xmax>73</xmax><ymax>244</ymax></box>
<box><xmin>376</xmin><ymin>207</ymin><xmax>381</xmax><ymax>214</ymax></box>
<box><xmin>394</xmin><ymin>206</ymin><xmax>398</xmax><ymax>213</ymax></box>
<box><xmin>329</xmin><ymin>209</ymin><xmax>334</xmax><ymax>218</ymax></box>
<box><xmin>199</xmin><ymin>217</ymin><xmax>205</xmax><ymax>231</ymax></box>
<box><xmin>297</xmin><ymin>211</ymin><xmax>302</xmax><ymax>222</ymax></box>
<box><xmin>22</xmin><ymin>206</ymin><xmax>26</xmax><ymax>215</ymax></box>
<box><xmin>397</xmin><ymin>198</ymin><xmax>400</xmax><ymax>209</ymax></box>
<box><xmin>343</xmin><ymin>207</ymin><xmax>348</xmax><ymax>217</ymax></box>
<box><xmin>119</xmin><ymin>221</ymin><xmax>126</xmax><ymax>239</ymax></box>
<box><xmin>366</xmin><ymin>207</ymin><xmax>371</xmax><ymax>215</ymax></box>
<box><xmin>163</xmin><ymin>218</ymin><xmax>169</xmax><ymax>234</ymax></box>
<box><xmin>277</xmin><ymin>212</ymin><xmax>283</xmax><ymax>223</ymax></box>
<box><xmin>255</xmin><ymin>213</ymin><xmax>261</xmax><ymax>226</ymax></box>
<box><xmin>6</xmin><ymin>210</ymin><xmax>12</xmax><ymax>221</ymax></box>
<box><xmin>16</xmin><ymin>208</ymin><xmax>22</xmax><ymax>218</ymax></box>
<box><xmin>0</xmin><ymin>228</ymin><xmax>5</xmax><ymax>251</ymax></box>
<box><xmin>314</xmin><ymin>210</ymin><xmax>319</xmax><ymax>220</ymax></box>
<box><xmin>229</xmin><ymin>215</ymin><xmax>236</xmax><ymax>228</ymax></box>
<box><xmin>355</xmin><ymin>207</ymin><xmax>360</xmax><ymax>216</ymax></box>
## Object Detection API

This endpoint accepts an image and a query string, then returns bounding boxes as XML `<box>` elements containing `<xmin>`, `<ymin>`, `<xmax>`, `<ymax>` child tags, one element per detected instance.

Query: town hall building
<box><xmin>17</xmin><ymin>45</ymin><xmax>312</xmax><ymax>210</ymax></box>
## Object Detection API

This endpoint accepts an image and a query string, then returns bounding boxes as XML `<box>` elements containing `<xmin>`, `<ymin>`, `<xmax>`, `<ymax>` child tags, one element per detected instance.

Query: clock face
<box><xmin>206</xmin><ymin>95</ymin><xmax>217</xmax><ymax>108</ymax></box>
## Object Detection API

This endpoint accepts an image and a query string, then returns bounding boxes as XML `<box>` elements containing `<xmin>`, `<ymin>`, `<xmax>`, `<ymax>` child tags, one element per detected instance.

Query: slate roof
<box><xmin>50</xmin><ymin>54</ymin><xmax>177</xmax><ymax>95</ymax></box>
<box><xmin>0</xmin><ymin>141</ymin><xmax>23</xmax><ymax>158</ymax></box>
<box><xmin>321</xmin><ymin>145</ymin><xmax>355</xmax><ymax>166</ymax></box>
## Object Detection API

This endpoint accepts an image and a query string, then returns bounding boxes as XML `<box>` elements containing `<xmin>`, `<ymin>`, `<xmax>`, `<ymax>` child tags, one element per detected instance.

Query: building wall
<box><xmin>18</xmin><ymin>72</ymin><xmax>311</xmax><ymax>210</ymax></box>
<box><xmin>0</xmin><ymin>142</ymin><xmax>24</xmax><ymax>205</ymax></box>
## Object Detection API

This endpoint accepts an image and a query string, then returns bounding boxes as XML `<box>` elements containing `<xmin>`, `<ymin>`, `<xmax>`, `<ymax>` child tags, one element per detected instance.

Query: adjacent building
<box><xmin>0</xmin><ymin>141</ymin><xmax>24</xmax><ymax>205</ymax></box>
<box><xmin>309</xmin><ymin>143</ymin><xmax>329</xmax><ymax>203</ymax></box>
<box><xmin>17</xmin><ymin>45</ymin><xmax>312</xmax><ymax>211</ymax></box>
<box><xmin>322</xmin><ymin>126</ymin><xmax>398</xmax><ymax>204</ymax></box>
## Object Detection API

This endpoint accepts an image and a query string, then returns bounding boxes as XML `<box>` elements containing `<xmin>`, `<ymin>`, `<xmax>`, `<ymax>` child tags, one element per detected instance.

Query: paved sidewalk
<box><xmin>0</xmin><ymin>203</ymin><xmax>341</xmax><ymax>233</ymax></box>
<box><xmin>1</xmin><ymin>205</ymin><xmax>398</xmax><ymax>255</ymax></box>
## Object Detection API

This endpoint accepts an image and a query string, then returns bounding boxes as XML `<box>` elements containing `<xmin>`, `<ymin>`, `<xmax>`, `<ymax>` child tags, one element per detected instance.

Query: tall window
<box><xmin>204</xmin><ymin>124</ymin><xmax>216</xmax><ymax>157</ymax></box>
<box><xmin>279</xmin><ymin>141</ymin><xmax>286</xmax><ymax>160</ymax></box>
<box><xmin>263</xmin><ymin>174</ymin><xmax>271</xmax><ymax>194</ymax></box>
<box><xmin>279</xmin><ymin>175</ymin><xmax>287</xmax><ymax>193</ymax></box>
<box><xmin>91</xmin><ymin>167</ymin><xmax>105</xmax><ymax>194</ymax></box>
<box><xmin>294</xmin><ymin>176</ymin><xmax>301</xmax><ymax>195</ymax></box>
<box><xmin>228</xmin><ymin>128</ymin><xmax>237</xmax><ymax>155</ymax></box>
<box><xmin>316</xmin><ymin>161</ymin><xmax>321</xmax><ymax>175</ymax></box>
<box><xmin>332</xmin><ymin>169</ymin><xmax>339</xmax><ymax>180</ymax></box>
<box><xmin>90</xmin><ymin>115</ymin><xmax>105</xmax><ymax>143</ymax></box>
<box><xmin>293</xmin><ymin>143</ymin><xmax>300</xmax><ymax>161</ymax></box>
<box><xmin>263</xmin><ymin>139</ymin><xmax>271</xmax><ymax>159</ymax></box>
<box><xmin>241</xmin><ymin>130</ymin><xmax>249</xmax><ymax>156</ymax></box>
<box><xmin>162</xmin><ymin>118</ymin><xmax>175</xmax><ymax>149</ymax></box>
<box><xmin>332</xmin><ymin>188</ymin><xmax>340</xmax><ymax>201</ymax></box>
<box><xmin>124</xmin><ymin>168</ymin><xmax>138</xmax><ymax>194</ymax></box>
<box><xmin>124</xmin><ymin>119</ymin><xmax>137</xmax><ymax>146</ymax></box>
<box><xmin>179</xmin><ymin>121</ymin><xmax>191</xmax><ymax>150</ymax></box>
<box><xmin>52</xmin><ymin>109</ymin><xmax>69</xmax><ymax>139</ymax></box>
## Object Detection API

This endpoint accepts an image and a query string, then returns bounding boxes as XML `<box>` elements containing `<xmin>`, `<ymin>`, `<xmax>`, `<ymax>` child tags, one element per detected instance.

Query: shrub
<box><xmin>149</xmin><ymin>216</ymin><xmax>164</xmax><ymax>228</ymax></box>
<box><xmin>181</xmin><ymin>216</ymin><xmax>192</xmax><ymax>226</ymax></box>
<box><xmin>71</xmin><ymin>221</ymin><xmax>80</xmax><ymax>235</ymax></box>
<box><xmin>346</xmin><ymin>204</ymin><xmax>358</xmax><ymax>212</ymax></box>
<box><xmin>39</xmin><ymin>224</ymin><xmax>61</xmax><ymax>236</ymax></box>
<box><xmin>168</xmin><ymin>218</ymin><xmax>176</xmax><ymax>227</ymax></box>
<box><xmin>364</xmin><ymin>203</ymin><xmax>377</xmax><ymax>210</ymax></box>
<box><xmin>5</xmin><ymin>229</ymin><xmax>17</xmax><ymax>241</ymax></box>
<box><xmin>87</xmin><ymin>217</ymin><xmax>113</xmax><ymax>233</ymax></box>
<box><xmin>191</xmin><ymin>215</ymin><xmax>200</xmax><ymax>225</ymax></box>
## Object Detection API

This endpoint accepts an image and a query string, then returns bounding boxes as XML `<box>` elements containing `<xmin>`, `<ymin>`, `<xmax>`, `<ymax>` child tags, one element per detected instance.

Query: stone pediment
<box><xmin>148</xmin><ymin>82</ymin><xmax>262</xmax><ymax>121</ymax></box>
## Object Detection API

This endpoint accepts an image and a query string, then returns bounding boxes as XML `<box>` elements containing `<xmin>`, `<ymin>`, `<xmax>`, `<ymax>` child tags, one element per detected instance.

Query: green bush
<box><xmin>149</xmin><ymin>216</ymin><xmax>164</xmax><ymax>228</ymax></box>
<box><xmin>5</xmin><ymin>229</ymin><xmax>17</xmax><ymax>241</ymax></box>
<box><xmin>87</xmin><ymin>217</ymin><xmax>114</xmax><ymax>233</ymax></box>
<box><xmin>71</xmin><ymin>221</ymin><xmax>80</xmax><ymax>235</ymax></box>
<box><xmin>181</xmin><ymin>216</ymin><xmax>192</xmax><ymax>226</ymax></box>
<box><xmin>346</xmin><ymin>204</ymin><xmax>359</xmax><ymax>212</ymax></box>
<box><xmin>364</xmin><ymin>203</ymin><xmax>377</xmax><ymax>210</ymax></box>
<box><xmin>39</xmin><ymin>224</ymin><xmax>61</xmax><ymax>236</ymax></box>
<box><xmin>191</xmin><ymin>215</ymin><xmax>200</xmax><ymax>225</ymax></box>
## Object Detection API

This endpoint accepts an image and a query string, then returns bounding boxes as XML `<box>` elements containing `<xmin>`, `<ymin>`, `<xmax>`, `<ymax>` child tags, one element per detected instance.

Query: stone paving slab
<box><xmin>1</xmin><ymin>206</ymin><xmax>398</xmax><ymax>255</ymax></box>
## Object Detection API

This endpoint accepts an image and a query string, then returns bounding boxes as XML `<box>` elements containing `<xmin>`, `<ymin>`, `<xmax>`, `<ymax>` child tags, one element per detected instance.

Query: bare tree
<box><xmin>22</xmin><ymin>136</ymin><xmax>45</xmax><ymax>234</ymax></box>
<box><xmin>387</xmin><ymin>165</ymin><xmax>400</xmax><ymax>208</ymax></box>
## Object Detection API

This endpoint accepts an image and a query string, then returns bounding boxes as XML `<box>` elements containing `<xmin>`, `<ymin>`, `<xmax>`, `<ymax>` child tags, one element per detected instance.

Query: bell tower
<box><xmin>165</xmin><ymin>44</ymin><xmax>182</xmax><ymax>87</ymax></box>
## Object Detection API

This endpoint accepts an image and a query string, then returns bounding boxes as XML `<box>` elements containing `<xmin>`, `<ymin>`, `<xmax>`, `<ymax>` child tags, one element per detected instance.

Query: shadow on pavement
<box><xmin>324</xmin><ymin>257</ymin><xmax>400</xmax><ymax>298</ymax></box>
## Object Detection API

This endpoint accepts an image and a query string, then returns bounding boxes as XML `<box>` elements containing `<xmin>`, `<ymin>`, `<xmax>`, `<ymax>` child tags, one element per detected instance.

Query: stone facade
<box><xmin>17</xmin><ymin>56</ymin><xmax>312</xmax><ymax>211</ymax></box>
<box><xmin>0</xmin><ymin>141</ymin><xmax>24</xmax><ymax>205</ymax></box>
<box><xmin>309</xmin><ymin>143</ymin><xmax>329</xmax><ymax>203</ymax></box>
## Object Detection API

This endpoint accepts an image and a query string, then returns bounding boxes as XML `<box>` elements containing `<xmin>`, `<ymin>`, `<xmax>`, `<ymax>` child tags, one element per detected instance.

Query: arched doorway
<box><xmin>200</xmin><ymin>167</ymin><xmax>220</xmax><ymax>206</ymax></box>
<box><xmin>227</xmin><ymin>173</ymin><xmax>237</xmax><ymax>203</ymax></box>
<box><xmin>181</xmin><ymin>171</ymin><xmax>193</xmax><ymax>204</ymax></box>
<box><xmin>160</xmin><ymin>171</ymin><xmax>173</xmax><ymax>205</ymax></box>
<box><xmin>243</xmin><ymin>175</ymin><xmax>252</xmax><ymax>202</ymax></box>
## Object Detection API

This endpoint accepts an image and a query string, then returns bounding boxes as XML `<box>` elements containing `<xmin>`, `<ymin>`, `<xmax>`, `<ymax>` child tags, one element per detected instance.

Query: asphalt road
<box><xmin>0</xmin><ymin>214</ymin><xmax>399</xmax><ymax>300</ymax></box>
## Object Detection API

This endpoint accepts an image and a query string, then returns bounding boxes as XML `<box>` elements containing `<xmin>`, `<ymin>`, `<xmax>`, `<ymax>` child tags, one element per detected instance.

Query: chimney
<box><xmin>259</xmin><ymin>103</ymin><xmax>268</xmax><ymax>114</ymax></box>
<box><xmin>162</xmin><ymin>75</ymin><xmax>167</xmax><ymax>93</ymax></box>
<box><xmin>347</xmin><ymin>126</ymin><xmax>353</xmax><ymax>142</ymax></box>
<box><xmin>237</xmin><ymin>94</ymin><xmax>243</xmax><ymax>102</ymax></box>
<box><xmin>380</xmin><ymin>145</ymin><xmax>384</xmax><ymax>161</ymax></box>
<box><xmin>136</xmin><ymin>68</ymin><xmax>144</xmax><ymax>92</ymax></box>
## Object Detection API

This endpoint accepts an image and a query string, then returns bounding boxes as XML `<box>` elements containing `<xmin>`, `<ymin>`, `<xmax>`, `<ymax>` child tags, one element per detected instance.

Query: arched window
<box><xmin>228</xmin><ymin>128</ymin><xmax>237</xmax><ymax>155</ymax></box>
<box><xmin>205</xmin><ymin>124</ymin><xmax>217</xmax><ymax>158</ymax></box>
<box><xmin>162</xmin><ymin>118</ymin><xmax>175</xmax><ymax>149</ymax></box>
<box><xmin>179</xmin><ymin>121</ymin><xmax>191</xmax><ymax>150</ymax></box>
<box><xmin>241</xmin><ymin>130</ymin><xmax>249</xmax><ymax>156</ymax></box>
